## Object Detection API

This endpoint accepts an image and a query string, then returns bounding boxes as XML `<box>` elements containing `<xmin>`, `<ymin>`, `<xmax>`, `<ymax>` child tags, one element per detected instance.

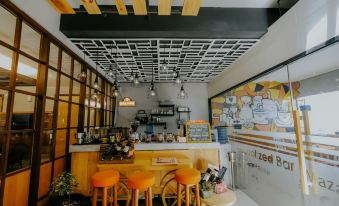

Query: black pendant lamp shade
<box><xmin>178</xmin><ymin>84</ymin><xmax>188</xmax><ymax>99</ymax></box>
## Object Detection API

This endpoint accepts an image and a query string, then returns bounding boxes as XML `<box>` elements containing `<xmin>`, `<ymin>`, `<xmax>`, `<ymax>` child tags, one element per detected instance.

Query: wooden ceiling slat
<box><xmin>182</xmin><ymin>0</ymin><xmax>202</xmax><ymax>16</ymax></box>
<box><xmin>81</xmin><ymin>0</ymin><xmax>101</xmax><ymax>15</ymax></box>
<box><xmin>48</xmin><ymin>0</ymin><xmax>75</xmax><ymax>14</ymax></box>
<box><xmin>115</xmin><ymin>0</ymin><xmax>128</xmax><ymax>15</ymax></box>
<box><xmin>132</xmin><ymin>0</ymin><xmax>147</xmax><ymax>15</ymax></box>
<box><xmin>158</xmin><ymin>0</ymin><xmax>172</xmax><ymax>15</ymax></box>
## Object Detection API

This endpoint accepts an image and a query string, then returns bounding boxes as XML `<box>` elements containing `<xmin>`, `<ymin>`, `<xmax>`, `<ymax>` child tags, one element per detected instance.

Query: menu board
<box><xmin>185</xmin><ymin>122</ymin><xmax>212</xmax><ymax>143</ymax></box>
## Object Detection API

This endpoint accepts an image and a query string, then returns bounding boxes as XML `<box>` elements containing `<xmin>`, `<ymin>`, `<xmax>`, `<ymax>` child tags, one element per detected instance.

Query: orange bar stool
<box><xmin>127</xmin><ymin>171</ymin><xmax>155</xmax><ymax>206</ymax></box>
<box><xmin>91</xmin><ymin>169</ymin><xmax>120</xmax><ymax>206</ymax></box>
<box><xmin>175</xmin><ymin>168</ymin><xmax>201</xmax><ymax>206</ymax></box>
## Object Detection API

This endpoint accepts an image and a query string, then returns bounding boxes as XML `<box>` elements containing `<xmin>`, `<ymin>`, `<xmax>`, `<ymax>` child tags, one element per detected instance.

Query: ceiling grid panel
<box><xmin>71</xmin><ymin>38</ymin><xmax>259</xmax><ymax>83</ymax></box>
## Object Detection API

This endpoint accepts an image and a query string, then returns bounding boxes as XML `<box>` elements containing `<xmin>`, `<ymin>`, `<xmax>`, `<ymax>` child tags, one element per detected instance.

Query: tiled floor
<box><xmin>233</xmin><ymin>190</ymin><xmax>260</xmax><ymax>206</ymax></box>
<box><xmin>92</xmin><ymin>189</ymin><xmax>259</xmax><ymax>206</ymax></box>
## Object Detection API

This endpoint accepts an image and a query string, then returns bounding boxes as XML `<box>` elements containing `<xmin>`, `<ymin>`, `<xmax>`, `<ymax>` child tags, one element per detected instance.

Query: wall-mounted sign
<box><xmin>119</xmin><ymin>97</ymin><xmax>136</xmax><ymax>107</ymax></box>
<box><xmin>185</xmin><ymin>120</ymin><xmax>212</xmax><ymax>143</ymax></box>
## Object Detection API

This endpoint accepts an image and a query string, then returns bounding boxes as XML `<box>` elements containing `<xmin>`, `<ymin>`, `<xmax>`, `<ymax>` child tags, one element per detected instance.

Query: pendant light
<box><xmin>108</xmin><ymin>44</ymin><xmax>116</xmax><ymax>77</ymax></box>
<box><xmin>148</xmin><ymin>48</ymin><xmax>157</xmax><ymax>98</ymax></box>
<box><xmin>175</xmin><ymin>71</ymin><xmax>182</xmax><ymax>84</ymax></box>
<box><xmin>93</xmin><ymin>51</ymin><xmax>100</xmax><ymax>89</ymax></box>
<box><xmin>129</xmin><ymin>71</ymin><xmax>135</xmax><ymax>81</ymax></box>
<box><xmin>178</xmin><ymin>84</ymin><xmax>188</xmax><ymax>99</ymax></box>
<box><xmin>160</xmin><ymin>43</ymin><xmax>168</xmax><ymax>71</ymax></box>
<box><xmin>91</xmin><ymin>89</ymin><xmax>99</xmax><ymax>100</ymax></box>
<box><xmin>111</xmin><ymin>44</ymin><xmax>121</xmax><ymax>98</ymax></box>
<box><xmin>133</xmin><ymin>73</ymin><xmax>140</xmax><ymax>85</ymax></box>
<box><xmin>79</xmin><ymin>52</ymin><xmax>87</xmax><ymax>79</ymax></box>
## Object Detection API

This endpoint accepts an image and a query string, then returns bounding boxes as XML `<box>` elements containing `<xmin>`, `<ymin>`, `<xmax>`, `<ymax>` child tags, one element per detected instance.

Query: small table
<box><xmin>201</xmin><ymin>190</ymin><xmax>237</xmax><ymax>206</ymax></box>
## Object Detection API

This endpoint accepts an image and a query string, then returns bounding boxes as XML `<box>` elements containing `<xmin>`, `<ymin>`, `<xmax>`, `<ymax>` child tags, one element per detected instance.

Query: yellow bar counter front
<box><xmin>69</xmin><ymin>142</ymin><xmax>228</xmax><ymax>205</ymax></box>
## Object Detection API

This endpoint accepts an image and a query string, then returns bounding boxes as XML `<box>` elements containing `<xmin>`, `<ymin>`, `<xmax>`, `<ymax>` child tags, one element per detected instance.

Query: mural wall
<box><xmin>211</xmin><ymin>81</ymin><xmax>300</xmax><ymax>132</ymax></box>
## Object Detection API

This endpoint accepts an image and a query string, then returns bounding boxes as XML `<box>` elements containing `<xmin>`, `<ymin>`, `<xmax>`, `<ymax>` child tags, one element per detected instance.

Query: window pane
<box><xmin>95</xmin><ymin>109</ymin><xmax>100</xmax><ymax>127</ymax></box>
<box><xmin>61</xmin><ymin>52</ymin><xmax>71</xmax><ymax>75</ymax></box>
<box><xmin>86</xmin><ymin>70</ymin><xmax>91</xmax><ymax>86</ymax></box>
<box><xmin>0</xmin><ymin>6</ymin><xmax>16</xmax><ymax>46</ymax></box>
<box><xmin>0</xmin><ymin>89</ymin><xmax>9</xmax><ymax>130</ymax></box>
<box><xmin>72</xmin><ymin>80</ymin><xmax>80</xmax><ymax>103</ymax></box>
<box><xmin>84</xmin><ymin>106</ymin><xmax>88</xmax><ymax>127</ymax></box>
<box><xmin>73</xmin><ymin>60</ymin><xmax>82</xmax><ymax>81</ymax></box>
<box><xmin>70</xmin><ymin>104</ymin><xmax>78</xmax><ymax>128</ymax></box>
<box><xmin>91</xmin><ymin>73</ymin><xmax>97</xmax><ymax>87</ymax></box>
<box><xmin>38</xmin><ymin>162</ymin><xmax>52</xmax><ymax>198</ymax></box>
<box><xmin>7</xmin><ymin>132</ymin><xmax>33</xmax><ymax>172</ymax></box>
<box><xmin>49</xmin><ymin>43</ymin><xmax>59</xmax><ymax>69</ymax></box>
<box><xmin>0</xmin><ymin>132</ymin><xmax>6</xmax><ymax>175</ymax></box>
<box><xmin>57</xmin><ymin>101</ymin><xmax>68</xmax><ymax>128</ymax></box>
<box><xmin>89</xmin><ymin>108</ymin><xmax>95</xmax><ymax>127</ymax></box>
<box><xmin>16</xmin><ymin>55</ymin><xmax>38</xmax><ymax>93</ymax></box>
<box><xmin>12</xmin><ymin>93</ymin><xmax>35</xmax><ymax>130</ymax></box>
<box><xmin>40</xmin><ymin>130</ymin><xmax>53</xmax><ymax>162</ymax></box>
<box><xmin>55</xmin><ymin>129</ymin><xmax>66</xmax><ymax>158</ymax></box>
<box><xmin>0</xmin><ymin>45</ymin><xmax>13</xmax><ymax>87</ymax></box>
<box><xmin>46</xmin><ymin>69</ymin><xmax>57</xmax><ymax>97</ymax></box>
<box><xmin>59</xmin><ymin>75</ymin><xmax>70</xmax><ymax>101</ymax></box>
<box><xmin>20</xmin><ymin>22</ymin><xmax>41</xmax><ymax>59</ymax></box>
<box><xmin>44</xmin><ymin>99</ymin><xmax>54</xmax><ymax>129</ymax></box>
<box><xmin>53</xmin><ymin>157</ymin><xmax>65</xmax><ymax>179</ymax></box>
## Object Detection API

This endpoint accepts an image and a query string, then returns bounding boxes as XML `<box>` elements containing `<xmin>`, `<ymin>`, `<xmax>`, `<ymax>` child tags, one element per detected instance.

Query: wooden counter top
<box><xmin>69</xmin><ymin>142</ymin><xmax>224</xmax><ymax>153</ymax></box>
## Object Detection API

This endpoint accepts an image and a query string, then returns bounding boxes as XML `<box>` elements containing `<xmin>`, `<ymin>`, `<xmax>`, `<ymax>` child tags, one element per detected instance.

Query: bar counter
<box><xmin>70</xmin><ymin>142</ymin><xmax>230</xmax><ymax>198</ymax></box>
<box><xmin>69</xmin><ymin>142</ymin><xmax>222</xmax><ymax>153</ymax></box>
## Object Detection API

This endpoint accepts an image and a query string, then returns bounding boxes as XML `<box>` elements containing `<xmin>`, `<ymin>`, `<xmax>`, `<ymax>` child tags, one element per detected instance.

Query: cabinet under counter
<box><xmin>70</xmin><ymin>143</ymin><xmax>223</xmax><ymax>197</ymax></box>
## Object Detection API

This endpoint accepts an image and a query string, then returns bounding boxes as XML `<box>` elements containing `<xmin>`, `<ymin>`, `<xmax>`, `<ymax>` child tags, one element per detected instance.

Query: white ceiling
<box><xmin>69</xmin><ymin>0</ymin><xmax>298</xmax><ymax>8</ymax></box>
<box><xmin>71</xmin><ymin>38</ymin><xmax>258</xmax><ymax>83</ymax></box>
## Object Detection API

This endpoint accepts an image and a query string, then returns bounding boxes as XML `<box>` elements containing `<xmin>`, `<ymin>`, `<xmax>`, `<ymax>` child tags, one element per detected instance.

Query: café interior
<box><xmin>0</xmin><ymin>0</ymin><xmax>338</xmax><ymax>206</ymax></box>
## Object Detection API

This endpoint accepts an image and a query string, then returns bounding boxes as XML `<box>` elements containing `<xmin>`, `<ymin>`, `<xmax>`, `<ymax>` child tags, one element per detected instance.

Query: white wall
<box><xmin>115</xmin><ymin>83</ymin><xmax>209</xmax><ymax>133</ymax></box>
<box><xmin>208</xmin><ymin>0</ymin><xmax>339</xmax><ymax>97</ymax></box>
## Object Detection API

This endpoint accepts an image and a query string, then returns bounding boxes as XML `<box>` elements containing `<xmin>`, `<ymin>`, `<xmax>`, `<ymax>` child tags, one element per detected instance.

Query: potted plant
<box><xmin>49</xmin><ymin>172</ymin><xmax>86</xmax><ymax>206</ymax></box>
<box><xmin>200</xmin><ymin>181</ymin><xmax>215</xmax><ymax>199</ymax></box>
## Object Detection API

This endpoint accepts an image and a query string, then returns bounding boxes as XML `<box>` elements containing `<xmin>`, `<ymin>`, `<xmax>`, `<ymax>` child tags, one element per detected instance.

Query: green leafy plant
<box><xmin>50</xmin><ymin>172</ymin><xmax>79</xmax><ymax>205</ymax></box>
<box><xmin>200</xmin><ymin>181</ymin><xmax>215</xmax><ymax>191</ymax></box>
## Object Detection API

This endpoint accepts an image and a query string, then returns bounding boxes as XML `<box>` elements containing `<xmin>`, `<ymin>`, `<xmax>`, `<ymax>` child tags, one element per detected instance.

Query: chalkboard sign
<box><xmin>185</xmin><ymin>121</ymin><xmax>212</xmax><ymax>143</ymax></box>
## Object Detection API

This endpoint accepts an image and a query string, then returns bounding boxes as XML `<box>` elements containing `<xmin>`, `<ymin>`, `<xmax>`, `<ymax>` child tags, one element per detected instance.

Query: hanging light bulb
<box><xmin>91</xmin><ymin>90</ymin><xmax>99</xmax><ymax>99</ymax></box>
<box><xmin>93</xmin><ymin>76</ymin><xmax>99</xmax><ymax>89</ymax></box>
<box><xmin>175</xmin><ymin>71</ymin><xmax>181</xmax><ymax>84</ymax></box>
<box><xmin>160</xmin><ymin>60</ymin><xmax>168</xmax><ymax>71</ymax></box>
<box><xmin>178</xmin><ymin>85</ymin><xmax>188</xmax><ymax>99</ymax></box>
<box><xmin>79</xmin><ymin>70</ymin><xmax>87</xmax><ymax>79</ymax></box>
<box><xmin>79</xmin><ymin>52</ymin><xmax>87</xmax><ymax>80</ymax></box>
<box><xmin>172</xmin><ymin>70</ymin><xmax>177</xmax><ymax>77</ymax></box>
<box><xmin>112</xmin><ymin>85</ymin><xmax>120</xmax><ymax>97</ymax></box>
<box><xmin>108</xmin><ymin>69</ymin><xmax>114</xmax><ymax>77</ymax></box>
<box><xmin>129</xmin><ymin>71</ymin><xmax>135</xmax><ymax>81</ymax></box>
<box><xmin>148</xmin><ymin>83</ymin><xmax>157</xmax><ymax>97</ymax></box>
<box><xmin>133</xmin><ymin>74</ymin><xmax>140</xmax><ymax>85</ymax></box>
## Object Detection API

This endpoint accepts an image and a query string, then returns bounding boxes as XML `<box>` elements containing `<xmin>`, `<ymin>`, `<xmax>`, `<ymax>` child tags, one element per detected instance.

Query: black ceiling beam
<box><xmin>60</xmin><ymin>7</ymin><xmax>285</xmax><ymax>39</ymax></box>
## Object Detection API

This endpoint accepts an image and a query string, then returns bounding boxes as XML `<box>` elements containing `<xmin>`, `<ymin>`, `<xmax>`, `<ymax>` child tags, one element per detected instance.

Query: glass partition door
<box><xmin>288</xmin><ymin>45</ymin><xmax>339</xmax><ymax>206</ymax></box>
<box><xmin>211</xmin><ymin>67</ymin><xmax>305</xmax><ymax>206</ymax></box>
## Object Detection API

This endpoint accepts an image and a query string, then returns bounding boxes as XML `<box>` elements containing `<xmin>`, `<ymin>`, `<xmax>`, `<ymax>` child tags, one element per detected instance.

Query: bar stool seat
<box><xmin>91</xmin><ymin>169</ymin><xmax>120</xmax><ymax>206</ymax></box>
<box><xmin>128</xmin><ymin>171</ymin><xmax>155</xmax><ymax>206</ymax></box>
<box><xmin>175</xmin><ymin>168</ymin><xmax>201</xmax><ymax>185</ymax></box>
<box><xmin>92</xmin><ymin>169</ymin><xmax>120</xmax><ymax>187</ymax></box>
<box><xmin>175</xmin><ymin>168</ymin><xmax>201</xmax><ymax>206</ymax></box>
